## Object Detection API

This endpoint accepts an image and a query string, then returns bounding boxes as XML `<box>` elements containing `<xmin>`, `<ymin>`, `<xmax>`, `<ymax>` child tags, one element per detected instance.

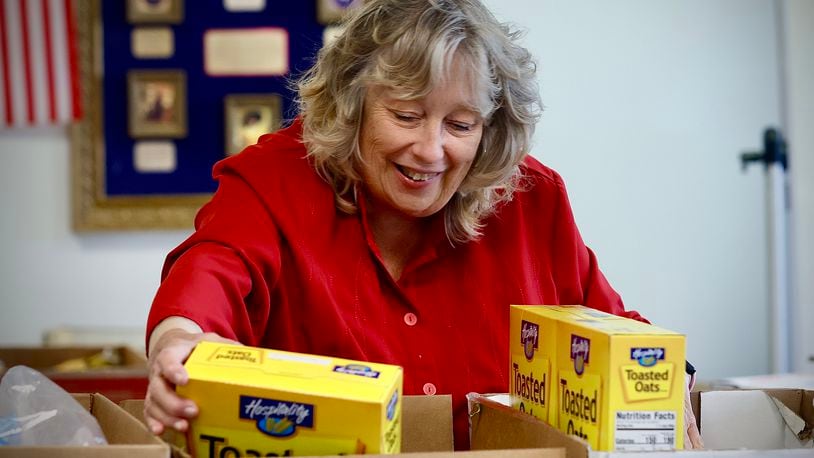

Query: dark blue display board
<box><xmin>101</xmin><ymin>2</ymin><xmax>325</xmax><ymax>196</ymax></box>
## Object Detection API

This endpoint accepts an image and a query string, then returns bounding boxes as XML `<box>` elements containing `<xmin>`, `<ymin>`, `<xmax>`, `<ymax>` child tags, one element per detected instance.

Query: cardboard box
<box><xmin>0</xmin><ymin>393</ymin><xmax>169</xmax><ymax>457</ymax></box>
<box><xmin>510</xmin><ymin>305</ymin><xmax>685</xmax><ymax>451</ymax></box>
<box><xmin>121</xmin><ymin>395</ymin><xmax>566</xmax><ymax>457</ymax></box>
<box><xmin>693</xmin><ymin>389</ymin><xmax>813</xmax><ymax>452</ymax></box>
<box><xmin>470</xmin><ymin>389</ymin><xmax>814</xmax><ymax>457</ymax></box>
<box><xmin>42</xmin><ymin>325</ymin><xmax>146</xmax><ymax>352</ymax></box>
<box><xmin>120</xmin><ymin>399</ymin><xmax>192</xmax><ymax>458</ymax></box>
<box><xmin>177</xmin><ymin>342</ymin><xmax>403</xmax><ymax>456</ymax></box>
<box><xmin>710</xmin><ymin>372</ymin><xmax>814</xmax><ymax>390</ymax></box>
<box><xmin>0</xmin><ymin>346</ymin><xmax>148</xmax><ymax>403</ymax></box>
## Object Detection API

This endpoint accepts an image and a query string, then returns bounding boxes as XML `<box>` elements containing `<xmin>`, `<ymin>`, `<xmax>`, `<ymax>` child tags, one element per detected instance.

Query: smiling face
<box><xmin>358</xmin><ymin>64</ymin><xmax>484</xmax><ymax>220</ymax></box>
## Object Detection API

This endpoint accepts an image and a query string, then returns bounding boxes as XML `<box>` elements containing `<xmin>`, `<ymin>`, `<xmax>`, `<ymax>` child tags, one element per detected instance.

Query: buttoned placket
<box><xmin>356</xmin><ymin>190</ymin><xmax>447</xmax><ymax>397</ymax></box>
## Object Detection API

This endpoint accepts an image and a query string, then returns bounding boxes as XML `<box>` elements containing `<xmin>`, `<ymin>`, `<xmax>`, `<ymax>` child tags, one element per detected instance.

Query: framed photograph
<box><xmin>73</xmin><ymin>0</ymin><xmax>317</xmax><ymax>231</ymax></box>
<box><xmin>224</xmin><ymin>94</ymin><xmax>283</xmax><ymax>156</ymax></box>
<box><xmin>127</xmin><ymin>0</ymin><xmax>184</xmax><ymax>24</ymax></box>
<box><xmin>73</xmin><ymin>0</ymin><xmax>208</xmax><ymax>231</ymax></box>
<box><xmin>127</xmin><ymin>70</ymin><xmax>187</xmax><ymax>139</ymax></box>
<box><xmin>317</xmin><ymin>0</ymin><xmax>364</xmax><ymax>25</ymax></box>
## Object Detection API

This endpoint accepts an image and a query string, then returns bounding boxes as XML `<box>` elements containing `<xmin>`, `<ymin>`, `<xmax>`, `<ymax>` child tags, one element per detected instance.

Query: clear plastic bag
<box><xmin>0</xmin><ymin>365</ymin><xmax>107</xmax><ymax>446</ymax></box>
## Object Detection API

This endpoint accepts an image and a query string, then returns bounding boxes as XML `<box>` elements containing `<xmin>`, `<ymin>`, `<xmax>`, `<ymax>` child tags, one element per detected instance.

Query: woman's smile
<box><xmin>394</xmin><ymin>163</ymin><xmax>442</xmax><ymax>183</ymax></box>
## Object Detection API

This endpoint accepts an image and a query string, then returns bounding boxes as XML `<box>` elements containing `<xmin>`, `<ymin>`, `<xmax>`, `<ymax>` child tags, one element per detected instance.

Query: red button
<box><xmin>403</xmin><ymin>313</ymin><xmax>417</xmax><ymax>326</ymax></box>
<box><xmin>423</xmin><ymin>383</ymin><xmax>437</xmax><ymax>395</ymax></box>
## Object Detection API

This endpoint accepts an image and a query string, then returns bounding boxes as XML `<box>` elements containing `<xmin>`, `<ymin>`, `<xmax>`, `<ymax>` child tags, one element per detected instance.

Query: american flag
<box><xmin>0</xmin><ymin>0</ymin><xmax>81</xmax><ymax>128</ymax></box>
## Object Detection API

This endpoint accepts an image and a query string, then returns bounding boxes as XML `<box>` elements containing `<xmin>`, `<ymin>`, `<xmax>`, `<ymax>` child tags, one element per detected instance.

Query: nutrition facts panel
<box><xmin>614</xmin><ymin>410</ymin><xmax>677</xmax><ymax>451</ymax></box>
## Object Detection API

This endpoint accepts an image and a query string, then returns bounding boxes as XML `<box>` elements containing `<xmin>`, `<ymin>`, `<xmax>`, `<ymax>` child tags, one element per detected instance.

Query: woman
<box><xmin>145</xmin><ymin>0</ymin><xmax>702</xmax><ymax>450</ymax></box>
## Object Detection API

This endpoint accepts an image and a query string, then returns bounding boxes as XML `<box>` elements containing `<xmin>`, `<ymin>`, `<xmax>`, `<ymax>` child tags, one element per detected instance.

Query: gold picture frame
<box><xmin>127</xmin><ymin>70</ymin><xmax>187</xmax><ymax>139</ymax></box>
<box><xmin>72</xmin><ymin>0</ymin><xmax>208</xmax><ymax>231</ymax></box>
<box><xmin>127</xmin><ymin>0</ymin><xmax>184</xmax><ymax>24</ymax></box>
<box><xmin>224</xmin><ymin>94</ymin><xmax>283</xmax><ymax>156</ymax></box>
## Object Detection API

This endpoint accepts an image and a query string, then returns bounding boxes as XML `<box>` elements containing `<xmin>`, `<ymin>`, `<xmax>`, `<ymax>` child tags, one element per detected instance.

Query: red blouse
<box><xmin>146</xmin><ymin>119</ymin><xmax>645</xmax><ymax>449</ymax></box>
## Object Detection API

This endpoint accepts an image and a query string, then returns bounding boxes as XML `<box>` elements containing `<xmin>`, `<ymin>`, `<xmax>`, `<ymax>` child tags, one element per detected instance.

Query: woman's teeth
<box><xmin>398</xmin><ymin>165</ymin><xmax>437</xmax><ymax>182</ymax></box>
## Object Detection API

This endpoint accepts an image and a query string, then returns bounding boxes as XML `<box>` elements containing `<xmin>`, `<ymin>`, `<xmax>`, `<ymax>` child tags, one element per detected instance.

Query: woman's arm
<box><xmin>147</xmin><ymin>316</ymin><xmax>202</xmax><ymax>356</ymax></box>
<box><xmin>143</xmin><ymin>164</ymin><xmax>283</xmax><ymax>434</ymax></box>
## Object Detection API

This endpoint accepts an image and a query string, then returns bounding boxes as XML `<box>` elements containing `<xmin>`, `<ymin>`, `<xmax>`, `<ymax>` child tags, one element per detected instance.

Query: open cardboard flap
<box><xmin>119</xmin><ymin>399</ymin><xmax>191</xmax><ymax>458</ymax></box>
<box><xmin>121</xmin><ymin>395</ymin><xmax>565</xmax><ymax>457</ymax></box>
<box><xmin>0</xmin><ymin>393</ymin><xmax>168</xmax><ymax>458</ymax></box>
<box><xmin>471</xmin><ymin>390</ymin><xmax>814</xmax><ymax>457</ymax></box>
<box><xmin>467</xmin><ymin>393</ymin><xmax>588</xmax><ymax>458</ymax></box>
<box><xmin>698</xmin><ymin>390</ymin><xmax>813</xmax><ymax>450</ymax></box>
<box><xmin>121</xmin><ymin>395</ymin><xmax>455</xmax><ymax>455</ymax></box>
<box><xmin>401</xmin><ymin>394</ymin><xmax>454</xmax><ymax>452</ymax></box>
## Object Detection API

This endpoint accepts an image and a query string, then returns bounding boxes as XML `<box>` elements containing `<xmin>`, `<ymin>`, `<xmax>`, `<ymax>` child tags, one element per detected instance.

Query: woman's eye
<box><xmin>449</xmin><ymin>122</ymin><xmax>473</xmax><ymax>132</ymax></box>
<box><xmin>394</xmin><ymin>112</ymin><xmax>418</xmax><ymax>122</ymax></box>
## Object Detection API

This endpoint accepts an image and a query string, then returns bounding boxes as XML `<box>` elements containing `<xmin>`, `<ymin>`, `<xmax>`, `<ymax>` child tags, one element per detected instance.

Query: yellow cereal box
<box><xmin>509</xmin><ymin>305</ymin><xmax>558</xmax><ymax>424</ymax></box>
<box><xmin>510</xmin><ymin>305</ymin><xmax>685</xmax><ymax>452</ymax></box>
<box><xmin>177</xmin><ymin>342</ymin><xmax>403</xmax><ymax>457</ymax></box>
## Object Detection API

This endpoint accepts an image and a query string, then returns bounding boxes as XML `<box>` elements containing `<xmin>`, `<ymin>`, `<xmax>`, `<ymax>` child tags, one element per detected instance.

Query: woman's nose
<box><xmin>414</xmin><ymin>123</ymin><xmax>445</xmax><ymax>163</ymax></box>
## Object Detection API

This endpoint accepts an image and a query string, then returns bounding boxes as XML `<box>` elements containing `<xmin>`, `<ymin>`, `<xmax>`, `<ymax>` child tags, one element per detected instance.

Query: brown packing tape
<box><xmin>468</xmin><ymin>394</ymin><xmax>587</xmax><ymax>458</ymax></box>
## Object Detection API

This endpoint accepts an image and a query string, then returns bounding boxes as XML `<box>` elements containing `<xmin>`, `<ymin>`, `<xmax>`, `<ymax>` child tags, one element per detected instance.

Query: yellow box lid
<box><xmin>511</xmin><ymin>304</ymin><xmax>683</xmax><ymax>336</ymax></box>
<box><xmin>184</xmin><ymin>342</ymin><xmax>403</xmax><ymax>403</ymax></box>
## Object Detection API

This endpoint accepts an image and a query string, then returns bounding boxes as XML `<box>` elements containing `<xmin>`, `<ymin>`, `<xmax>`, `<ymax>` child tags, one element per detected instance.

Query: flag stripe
<box><xmin>5</xmin><ymin>0</ymin><xmax>26</xmax><ymax>127</ymax></box>
<box><xmin>0</xmin><ymin>0</ymin><xmax>80</xmax><ymax>128</ymax></box>
<box><xmin>0</xmin><ymin>8</ymin><xmax>5</xmax><ymax>127</ymax></box>
<box><xmin>41</xmin><ymin>0</ymin><xmax>56</xmax><ymax>122</ymax></box>
<box><xmin>27</xmin><ymin>0</ymin><xmax>48</xmax><ymax>125</ymax></box>
<box><xmin>0</xmin><ymin>0</ymin><xmax>13</xmax><ymax>125</ymax></box>
<box><xmin>49</xmin><ymin>0</ymin><xmax>69</xmax><ymax>123</ymax></box>
<box><xmin>19</xmin><ymin>0</ymin><xmax>35</xmax><ymax>124</ymax></box>
<box><xmin>64</xmin><ymin>0</ymin><xmax>80</xmax><ymax>119</ymax></box>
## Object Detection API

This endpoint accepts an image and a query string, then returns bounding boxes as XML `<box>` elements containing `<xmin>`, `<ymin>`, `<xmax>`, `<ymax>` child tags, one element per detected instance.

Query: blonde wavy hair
<box><xmin>296</xmin><ymin>0</ymin><xmax>541</xmax><ymax>244</ymax></box>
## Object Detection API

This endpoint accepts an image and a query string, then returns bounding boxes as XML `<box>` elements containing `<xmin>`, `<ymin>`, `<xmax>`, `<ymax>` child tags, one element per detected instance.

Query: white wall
<box><xmin>785</xmin><ymin>0</ymin><xmax>814</xmax><ymax>372</ymax></box>
<box><xmin>0</xmin><ymin>1</ymin><xmax>811</xmax><ymax>378</ymax></box>
<box><xmin>0</xmin><ymin>127</ymin><xmax>189</xmax><ymax>347</ymax></box>
<box><xmin>484</xmin><ymin>0</ymin><xmax>783</xmax><ymax>379</ymax></box>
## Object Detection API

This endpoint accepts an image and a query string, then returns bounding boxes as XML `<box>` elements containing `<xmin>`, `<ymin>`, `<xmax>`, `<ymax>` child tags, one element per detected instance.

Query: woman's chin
<box><xmin>390</xmin><ymin>197</ymin><xmax>447</xmax><ymax>219</ymax></box>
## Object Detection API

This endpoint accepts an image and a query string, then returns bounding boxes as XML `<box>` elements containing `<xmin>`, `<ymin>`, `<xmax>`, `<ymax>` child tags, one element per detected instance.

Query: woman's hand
<box><xmin>143</xmin><ymin>326</ymin><xmax>240</xmax><ymax>435</ymax></box>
